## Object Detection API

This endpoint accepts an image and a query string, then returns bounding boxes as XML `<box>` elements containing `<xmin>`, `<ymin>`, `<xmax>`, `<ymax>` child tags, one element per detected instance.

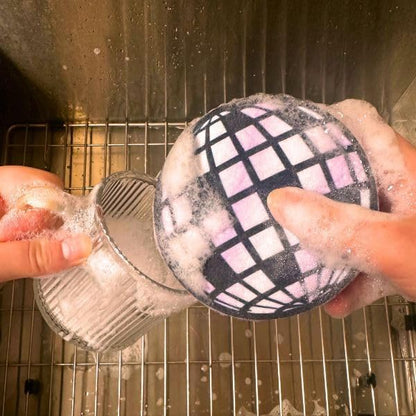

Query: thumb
<box><xmin>0</xmin><ymin>234</ymin><xmax>92</xmax><ymax>281</ymax></box>
<box><xmin>267</xmin><ymin>187</ymin><xmax>416</xmax><ymax>299</ymax></box>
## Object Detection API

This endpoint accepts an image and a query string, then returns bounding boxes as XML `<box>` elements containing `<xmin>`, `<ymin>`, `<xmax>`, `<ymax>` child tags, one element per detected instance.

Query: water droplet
<box><xmin>219</xmin><ymin>352</ymin><xmax>231</xmax><ymax>368</ymax></box>
<box><xmin>156</xmin><ymin>367</ymin><xmax>164</xmax><ymax>380</ymax></box>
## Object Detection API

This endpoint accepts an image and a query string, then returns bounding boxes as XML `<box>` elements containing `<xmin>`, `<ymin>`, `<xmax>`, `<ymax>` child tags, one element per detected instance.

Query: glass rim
<box><xmin>94</xmin><ymin>170</ymin><xmax>189</xmax><ymax>296</ymax></box>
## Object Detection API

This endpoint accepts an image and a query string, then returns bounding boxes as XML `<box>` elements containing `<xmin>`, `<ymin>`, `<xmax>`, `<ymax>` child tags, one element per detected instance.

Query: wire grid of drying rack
<box><xmin>0</xmin><ymin>122</ymin><xmax>416</xmax><ymax>416</ymax></box>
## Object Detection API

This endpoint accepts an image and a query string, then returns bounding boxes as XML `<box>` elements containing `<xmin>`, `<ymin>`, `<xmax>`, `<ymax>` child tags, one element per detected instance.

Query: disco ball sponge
<box><xmin>154</xmin><ymin>94</ymin><xmax>378</xmax><ymax>319</ymax></box>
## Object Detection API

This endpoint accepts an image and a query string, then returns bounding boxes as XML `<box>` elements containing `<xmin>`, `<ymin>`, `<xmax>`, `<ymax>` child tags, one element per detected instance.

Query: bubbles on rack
<box><xmin>218</xmin><ymin>352</ymin><xmax>232</xmax><ymax>368</ymax></box>
<box><xmin>156</xmin><ymin>367</ymin><xmax>164</xmax><ymax>380</ymax></box>
<box><xmin>275</xmin><ymin>333</ymin><xmax>284</xmax><ymax>345</ymax></box>
<box><xmin>238</xmin><ymin>399</ymin><xmax>304</xmax><ymax>416</ymax></box>
<box><xmin>312</xmin><ymin>400</ymin><xmax>326</xmax><ymax>416</ymax></box>
<box><xmin>353</xmin><ymin>332</ymin><xmax>366</xmax><ymax>342</ymax></box>
<box><xmin>105</xmin><ymin>338</ymin><xmax>145</xmax><ymax>380</ymax></box>
<box><xmin>245</xmin><ymin>329</ymin><xmax>253</xmax><ymax>338</ymax></box>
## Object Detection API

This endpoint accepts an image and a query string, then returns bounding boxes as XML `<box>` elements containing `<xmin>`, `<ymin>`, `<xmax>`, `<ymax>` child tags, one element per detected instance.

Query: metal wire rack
<box><xmin>0</xmin><ymin>122</ymin><xmax>416</xmax><ymax>416</ymax></box>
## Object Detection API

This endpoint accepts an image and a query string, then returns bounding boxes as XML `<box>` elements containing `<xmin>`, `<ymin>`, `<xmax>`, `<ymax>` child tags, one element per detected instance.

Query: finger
<box><xmin>0</xmin><ymin>166</ymin><xmax>63</xmax><ymax>203</ymax></box>
<box><xmin>0</xmin><ymin>234</ymin><xmax>92</xmax><ymax>281</ymax></box>
<box><xmin>0</xmin><ymin>208</ymin><xmax>63</xmax><ymax>242</ymax></box>
<box><xmin>267</xmin><ymin>187</ymin><xmax>416</xmax><ymax>299</ymax></box>
<box><xmin>323</xmin><ymin>273</ymin><xmax>396</xmax><ymax>318</ymax></box>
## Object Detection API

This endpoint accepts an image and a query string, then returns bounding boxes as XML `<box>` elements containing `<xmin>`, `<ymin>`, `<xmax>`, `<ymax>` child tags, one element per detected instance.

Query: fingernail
<box><xmin>62</xmin><ymin>235</ymin><xmax>92</xmax><ymax>262</ymax></box>
<box><xmin>267</xmin><ymin>187</ymin><xmax>302</xmax><ymax>222</ymax></box>
<box><xmin>266</xmin><ymin>189</ymin><xmax>285</xmax><ymax>212</ymax></box>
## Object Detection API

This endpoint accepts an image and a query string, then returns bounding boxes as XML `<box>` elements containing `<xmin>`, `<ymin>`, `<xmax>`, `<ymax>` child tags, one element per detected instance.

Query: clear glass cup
<box><xmin>33</xmin><ymin>171</ymin><xmax>194</xmax><ymax>352</ymax></box>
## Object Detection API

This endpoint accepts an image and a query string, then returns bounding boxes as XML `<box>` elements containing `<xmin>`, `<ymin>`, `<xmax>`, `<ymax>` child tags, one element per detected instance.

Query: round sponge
<box><xmin>154</xmin><ymin>94</ymin><xmax>378</xmax><ymax>319</ymax></box>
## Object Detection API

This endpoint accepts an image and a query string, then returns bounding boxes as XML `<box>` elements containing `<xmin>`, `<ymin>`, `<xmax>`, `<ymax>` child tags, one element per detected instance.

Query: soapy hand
<box><xmin>267</xmin><ymin>99</ymin><xmax>416</xmax><ymax>318</ymax></box>
<box><xmin>0</xmin><ymin>166</ymin><xmax>92</xmax><ymax>281</ymax></box>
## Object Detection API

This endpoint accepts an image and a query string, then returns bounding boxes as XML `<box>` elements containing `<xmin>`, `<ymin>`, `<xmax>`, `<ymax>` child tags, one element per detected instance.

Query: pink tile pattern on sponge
<box><xmin>241</xmin><ymin>107</ymin><xmax>267</xmax><ymax>118</ymax></box>
<box><xmin>326</xmin><ymin>122</ymin><xmax>351</xmax><ymax>148</ymax></box>
<box><xmin>348</xmin><ymin>151</ymin><xmax>368</xmax><ymax>182</ymax></box>
<box><xmin>211</xmin><ymin>227</ymin><xmax>237</xmax><ymax>247</ymax></box>
<box><xmin>249</xmin><ymin>147</ymin><xmax>285</xmax><ymax>180</ymax></box>
<box><xmin>295</xmin><ymin>249</ymin><xmax>319</xmax><ymax>273</ymax></box>
<box><xmin>305</xmin><ymin>126</ymin><xmax>337</xmax><ymax>153</ymax></box>
<box><xmin>209</xmin><ymin>121</ymin><xmax>227</xmax><ymax>141</ymax></box>
<box><xmin>326</xmin><ymin>155</ymin><xmax>354</xmax><ymax>189</ymax></box>
<box><xmin>221</xmin><ymin>243</ymin><xmax>256</xmax><ymax>274</ymax></box>
<box><xmin>232</xmin><ymin>193</ymin><xmax>269</xmax><ymax>231</ymax></box>
<box><xmin>297</xmin><ymin>164</ymin><xmax>331</xmax><ymax>194</ymax></box>
<box><xmin>226</xmin><ymin>282</ymin><xmax>257</xmax><ymax>302</ymax></box>
<box><xmin>216</xmin><ymin>293</ymin><xmax>244</xmax><ymax>308</ymax></box>
<box><xmin>219</xmin><ymin>161</ymin><xmax>253</xmax><ymax>197</ymax></box>
<box><xmin>212</xmin><ymin>137</ymin><xmax>238</xmax><ymax>166</ymax></box>
<box><xmin>279</xmin><ymin>134</ymin><xmax>314</xmax><ymax>165</ymax></box>
<box><xmin>249</xmin><ymin>227</ymin><xmax>284</xmax><ymax>260</ymax></box>
<box><xmin>260</xmin><ymin>115</ymin><xmax>292</xmax><ymax>137</ymax></box>
<box><xmin>235</xmin><ymin>125</ymin><xmax>267</xmax><ymax>150</ymax></box>
<box><xmin>243</xmin><ymin>270</ymin><xmax>275</xmax><ymax>293</ymax></box>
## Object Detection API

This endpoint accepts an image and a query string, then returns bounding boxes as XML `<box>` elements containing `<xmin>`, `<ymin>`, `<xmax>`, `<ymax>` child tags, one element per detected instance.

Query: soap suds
<box><xmin>35</xmin><ymin>181</ymin><xmax>194</xmax><ymax>351</ymax></box>
<box><xmin>237</xmin><ymin>399</ymin><xmax>304</xmax><ymax>416</ymax></box>
<box><xmin>156</xmin><ymin>367</ymin><xmax>164</xmax><ymax>380</ymax></box>
<box><xmin>160</xmin><ymin>119</ymin><xmax>202</xmax><ymax>200</ymax></box>
<box><xmin>106</xmin><ymin>336</ymin><xmax>145</xmax><ymax>380</ymax></box>
<box><xmin>276</xmin><ymin>98</ymin><xmax>416</xmax><ymax>309</ymax></box>
<box><xmin>238</xmin><ymin>399</ymin><xmax>330</xmax><ymax>416</ymax></box>
<box><xmin>354</xmin><ymin>332</ymin><xmax>366</xmax><ymax>342</ymax></box>
<box><xmin>219</xmin><ymin>352</ymin><xmax>232</xmax><ymax>368</ymax></box>
<box><xmin>156</xmin><ymin>126</ymin><xmax>235</xmax><ymax>298</ymax></box>
<box><xmin>329</xmin><ymin>99</ymin><xmax>415</xmax><ymax>215</ymax></box>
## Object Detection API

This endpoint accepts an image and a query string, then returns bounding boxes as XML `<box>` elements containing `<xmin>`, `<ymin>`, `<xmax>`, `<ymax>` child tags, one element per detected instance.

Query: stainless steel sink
<box><xmin>0</xmin><ymin>1</ymin><xmax>416</xmax><ymax>415</ymax></box>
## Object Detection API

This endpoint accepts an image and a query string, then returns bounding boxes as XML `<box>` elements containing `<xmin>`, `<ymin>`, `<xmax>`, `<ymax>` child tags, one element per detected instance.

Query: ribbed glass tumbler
<box><xmin>33</xmin><ymin>171</ymin><xmax>194</xmax><ymax>352</ymax></box>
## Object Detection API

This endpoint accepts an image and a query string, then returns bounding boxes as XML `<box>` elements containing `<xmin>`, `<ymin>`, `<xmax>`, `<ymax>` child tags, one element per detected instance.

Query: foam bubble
<box><xmin>328</xmin><ymin>99</ymin><xmax>415</xmax><ymax>215</ymax></box>
<box><xmin>157</xmin><ymin>132</ymin><xmax>235</xmax><ymax>298</ymax></box>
